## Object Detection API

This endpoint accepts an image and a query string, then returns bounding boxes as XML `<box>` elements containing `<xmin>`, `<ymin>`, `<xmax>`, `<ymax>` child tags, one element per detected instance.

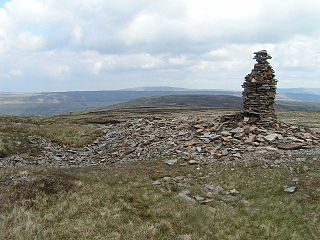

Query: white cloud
<box><xmin>168</xmin><ymin>56</ymin><xmax>188</xmax><ymax>65</ymax></box>
<box><xmin>0</xmin><ymin>0</ymin><xmax>319</xmax><ymax>92</ymax></box>
<box><xmin>48</xmin><ymin>64</ymin><xmax>70</xmax><ymax>77</ymax></box>
<box><xmin>9</xmin><ymin>69</ymin><xmax>23</xmax><ymax>76</ymax></box>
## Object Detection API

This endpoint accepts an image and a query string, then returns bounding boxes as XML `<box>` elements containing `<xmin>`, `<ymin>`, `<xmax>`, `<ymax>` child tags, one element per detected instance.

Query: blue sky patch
<box><xmin>0</xmin><ymin>0</ymin><xmax>9</xmax><ymax>8</ymax></box>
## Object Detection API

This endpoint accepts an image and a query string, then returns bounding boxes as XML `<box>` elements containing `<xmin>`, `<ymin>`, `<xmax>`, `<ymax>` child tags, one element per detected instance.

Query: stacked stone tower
<box><xmin>242</xmin><ymin>50</ymin><xmax>278</xmax><ymax>125</ymax></box>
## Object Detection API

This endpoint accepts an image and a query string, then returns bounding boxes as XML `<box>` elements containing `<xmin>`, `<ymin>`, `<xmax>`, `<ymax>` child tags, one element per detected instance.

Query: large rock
<box><xmin>264</xmin><ymin>133</ymin><xmax>282</xmax><ymax>142</ymax></box>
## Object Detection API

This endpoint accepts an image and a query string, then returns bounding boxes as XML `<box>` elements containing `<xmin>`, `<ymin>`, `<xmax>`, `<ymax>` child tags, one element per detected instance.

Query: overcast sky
<box><xmin>0</xmin><ymin>0</ymin><xmax>319</xmax><ymax>92</ymax></box>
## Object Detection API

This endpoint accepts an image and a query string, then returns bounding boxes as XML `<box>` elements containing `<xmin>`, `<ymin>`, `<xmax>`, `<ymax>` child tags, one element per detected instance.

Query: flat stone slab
<box><xmin>277</xmin><ymin>144</ymin><xmax>305</xmax><ymax>150</ymax></box>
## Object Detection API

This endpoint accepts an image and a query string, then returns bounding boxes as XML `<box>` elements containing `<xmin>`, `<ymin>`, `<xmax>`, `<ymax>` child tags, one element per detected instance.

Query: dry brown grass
<box><xmin>0</xmin><ymin>154</ymin><xmax>319</xmax><ymax>240</ymax></box>
<box><xmin>0</xmin><ymin>170</ymin><xmax>76</xmax><ymax>210</ymax></box>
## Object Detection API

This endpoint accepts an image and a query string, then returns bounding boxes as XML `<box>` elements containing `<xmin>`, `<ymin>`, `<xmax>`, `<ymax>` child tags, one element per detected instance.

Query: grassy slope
<box><xmin>0</xmin><ymin>157</ymin><xmax>319</xmax><ymax>240</ymax></box>
<box><xmin>0</xmin><ymin>108</ymin><xmax>319</xmax><ymax>239</ymax></box>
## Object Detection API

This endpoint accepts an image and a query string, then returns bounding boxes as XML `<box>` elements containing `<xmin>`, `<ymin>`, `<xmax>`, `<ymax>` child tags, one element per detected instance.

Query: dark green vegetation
<box><xmin>0</xmin><ymin>87</ymin><xmax>319</xmax><ymax>116</ymax></box>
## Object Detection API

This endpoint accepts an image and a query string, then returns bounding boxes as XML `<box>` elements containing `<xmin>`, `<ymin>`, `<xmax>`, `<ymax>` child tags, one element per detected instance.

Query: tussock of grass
<box><xmin>32</xmin><ymin>123</ymin><xmax>102</xmax><ymax>147</ymax></box>
<box><xmin>0</xmin><ymin>130</ymin><xmax>41</xmax><ymax>157</ymax></box>
<box><xmin>0</xmin><ymin>170</ymin><xmax>76</xmax><ymax>210</ymax></box>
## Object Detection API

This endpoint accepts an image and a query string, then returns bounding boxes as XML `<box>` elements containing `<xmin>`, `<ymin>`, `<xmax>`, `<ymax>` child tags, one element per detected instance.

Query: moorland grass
<box><xmin>0</xmin><ymin>115</ymin><xmax>102</xmax><ymax>157</ymax></box>
<box><xmin>0</xmin><ymin>156</ymin><xmax>319</xmax><ymax>240</ymax></box>
<box><xmin>0</xmin><ymin>109</ymin><xmax>319</xmax><ymax>239</ymax></box>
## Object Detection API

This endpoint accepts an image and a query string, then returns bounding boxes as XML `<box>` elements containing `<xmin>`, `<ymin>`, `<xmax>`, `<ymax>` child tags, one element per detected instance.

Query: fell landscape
<box><xmin>1</xmin><ymin>88</ymin><xmax>320</xmax><ymax>116</ymax></box>
<box><xmin>1</xmin><ymin>0</ymin><xmax>320</xmax><ymax>239</ymax></box>
<box><xmin>0</xmin><ymin>107</ymin><xmax>320</xmax><ymax>239</ymax></box>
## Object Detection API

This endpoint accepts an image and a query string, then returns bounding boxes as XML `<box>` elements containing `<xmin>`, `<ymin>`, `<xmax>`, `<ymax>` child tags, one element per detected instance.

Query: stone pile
<box><xmin>0</xmin><ymin>115</ymin><xmax>319</xmax><ymax>168</ymax></box>
<box><xmin>242</xmin><ymin>50</ymin><xmax>278</xmax><ymax>126</ymax></box>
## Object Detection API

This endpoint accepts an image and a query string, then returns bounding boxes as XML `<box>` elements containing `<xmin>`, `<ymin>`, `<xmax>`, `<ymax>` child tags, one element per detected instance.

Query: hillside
<box><xmin>0</xmin><ymin>90</ymin><xmax>238</xmax><ymax>116</ymax></box>
<box><xmin>107</xmin><ymin>94</ymin><xmax>320</xmax><ymax>112</ymax></box>
<box><xmin>108</xmin><ymin>95</ymin><xmax>243</xmax><ymax>109</ymax></box>
<box><xmin>0</xmin><ymin>87</ymin><xmax>319</xmax><ymax>116</ymax></box>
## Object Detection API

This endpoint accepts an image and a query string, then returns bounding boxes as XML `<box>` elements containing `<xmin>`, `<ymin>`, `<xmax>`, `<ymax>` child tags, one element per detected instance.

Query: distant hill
<box><xmin>121</xmin><ymin>86</ymin><xmax>238</xmax><ymax>92</ymax></box>
<box><xmin>0</xmin><ymin>90</ymin><xmax>239</xmax><ymax>116</ymax></box>
<box><xmin>108</xmin><ymin>95</ymin><xmax>242</xmax><ymax>109</ymax></box>
<box><xmin>108</xmin><ymin>94</ymin><xmax>320</xmax><ymax>112</ymax></box>
<box><xmin>121</xmin><ymin>86</ymin><xmax>190</xmax><ymax>91</ymax></box>
<box><xmin>278</xmin><ymin>88</ymin><xmax>320</xmax><ymax>95</ymax></box>
<box><xmin>121</xmin><ymin>86</ymin><xmax>320</xmax><ymax>94</ymax></box>
<box><xmin>0</xmin><ymin>87</ymin><xmax>319</xmax><ymax>116</ymax></box>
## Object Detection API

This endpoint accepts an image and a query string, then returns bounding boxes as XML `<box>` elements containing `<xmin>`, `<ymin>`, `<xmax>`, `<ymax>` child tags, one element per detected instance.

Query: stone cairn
<box><xmin>242</xmin><ymin>50</ymin><xmax>278</xmax><ymax>126</ymax></box>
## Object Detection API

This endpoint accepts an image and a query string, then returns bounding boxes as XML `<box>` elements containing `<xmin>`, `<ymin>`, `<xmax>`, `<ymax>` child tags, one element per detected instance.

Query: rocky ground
<box><xmin>1</xmin><ymin>112</ymin><xmax>319</xmax><ymax>168</ymax></box>
<box><xmin>1</xmin><ymin>109</ymin><xmax>319</xmax><ymax>239</ymax></box>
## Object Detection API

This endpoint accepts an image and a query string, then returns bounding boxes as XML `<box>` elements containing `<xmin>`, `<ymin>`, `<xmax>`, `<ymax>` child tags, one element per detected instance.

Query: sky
<box><xmin>0</xmin><ymin>0</ymin><xmax>319</xmax><ymax>92</ymax></box>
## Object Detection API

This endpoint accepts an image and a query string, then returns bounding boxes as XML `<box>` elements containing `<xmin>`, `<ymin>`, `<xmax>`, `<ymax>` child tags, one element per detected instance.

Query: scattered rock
<box><xmin>218</xmin><ymin>195</ymin><xmax>241</xmax><ymax>203</ymax></box>
<box><xmin>200</xmin><ymin>199</ymin><xmax>215</xmax><ymax>204</ymax></box>
<box><xmin>152</xmin><ymin>180</ymin><xmax>161</xmax><ymax>185</ymax></box>
<box><xmin>229</xmin><ymin>189</ymin><xmax>240</xmax><ymax>195</ymax></box>
<box><xmin>178</xmin><ymin>190</ymin><xmax>196</xmax><ymax>203</ymax></box>
<box><xmin>195</xmin><ymin>196</ymin><xmax>205</xmax><ymax>201</ymax></box>
<box><xmin>291</xmin><ymin>177</ymin><xmax>299</xmax><ymax>184</ymax></box>
<box><xmin>230</xmin><ymin>127</ymin><xmax>244</xmax><ymax>134</ymax></box>
<box><xmin>233</xmin><ymin>153</ymin><xmax>242</xmax><ymax>158</ymax></box>
<box><xmin>284</xmin><ymin>186</ymin><xmax>296</xmax><ymax>193</ymax></box>
<box><xmin>265</xmin><ymin>147</ymin><xmax>278</xmax><ymax>151</ymax></box>
<box><xmin>240</xmin><ymin>200</ymin><xmax>261</xmax><ymax>213</ymax></box>
<box><xmin>221</xmin><ymin>131</ymin><xmax>231</xmax><ymax>136</ymax></box>
<box><xmin>164</xmin><ymin>159</ymin><xmax>177</xmax><ymax>166</ymax></box>
<box><xmin>188</xmin><ymin>160</ymin><xmax>199</xmax><ymax>165</ymax></box>
<box><xmin>221</xmin><ymin>149</ymin><xmax>229</xmax><ymax>156</ymax></box>
<box><xmin>194</xmin><ymin>124</ymin><xmax>204</xmax><ymax>129</ymax></box>
<box><xmin>245</xmin><ymin>134</ymin><xmax>256</xmax><ymax>143</ymax></box>
<box><xmin>205</xmin><ymin>184</ymin><xmax>224</xmax><ymax>195</ymax></box>
<box><xmin>277</xmin><ymin>144</ymin><xmax>305</xmax><ymax>150</ymax></box>
<box><xmin>264</xmin><ymin>133</ymin><xmax>281</xmax><ymax>142</ymax></box>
